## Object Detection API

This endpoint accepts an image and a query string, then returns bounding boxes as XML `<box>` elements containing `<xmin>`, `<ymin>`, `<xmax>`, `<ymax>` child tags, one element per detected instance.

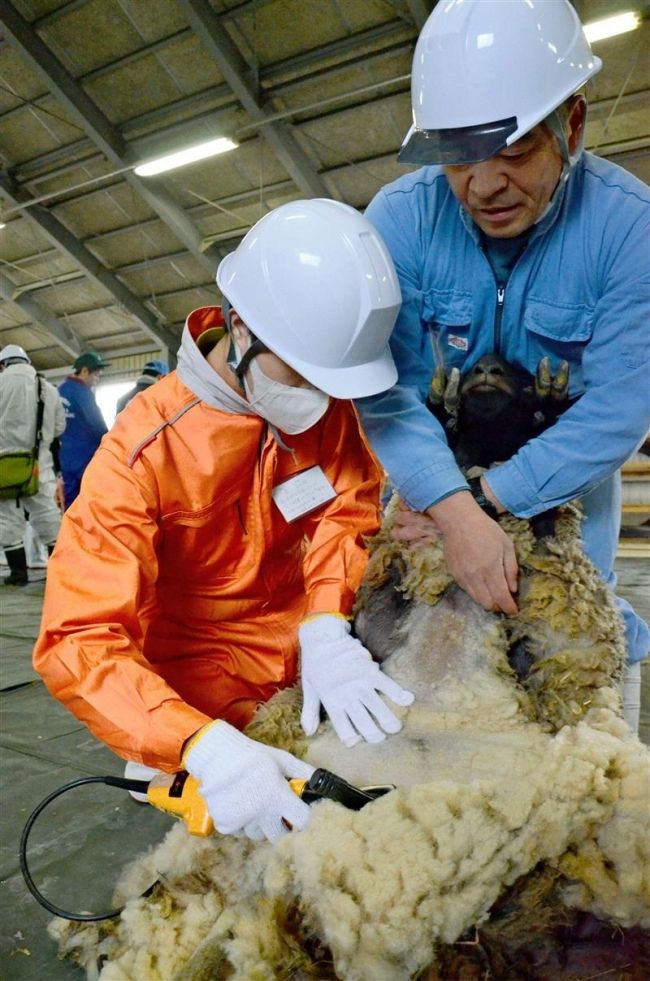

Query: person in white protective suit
<box><xmin>0</xmin><ymin>345</ymin><xmax>66</xmax><ymax>586</ymax></box>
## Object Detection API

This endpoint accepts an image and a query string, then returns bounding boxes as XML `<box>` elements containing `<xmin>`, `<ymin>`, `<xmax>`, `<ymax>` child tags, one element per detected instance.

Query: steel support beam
<box><xmin>180</xmin><ymin>0</ymin><xmax>329</xmax><ymax>199</ymax></box>
<box><xmin>0</xmin><ymin>0</ymin><xmax>219</xmax><ymax>274</ymax></box>
<box><xmin>0</xmin><ymin>271</ymin><xmax>82</xmax><ymax>358</ymax></box>
<box><xmin>0</xmin><ymin>173</ymin><xmax>179</xmax><ymax>353</ymax></box>
<box><xmin>9</xmin><ymin>20</ymin><xmax>412</xmax><ymax>187</ymax></box>
<box><xmin>405</xmin><ymin>0</ymin><xmax>433</xmax><ymax>30</ymax></box>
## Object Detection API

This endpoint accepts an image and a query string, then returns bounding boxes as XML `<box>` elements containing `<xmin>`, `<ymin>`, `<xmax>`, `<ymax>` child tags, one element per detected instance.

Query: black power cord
<box><xmin>21</xmin><ymin>769</ymin><xmax>395</xmax><ymax>922</ymax></box>
<box><xmin>20</xmin><ymin>775</ymin><xmax>156</xmax><ymax>922</ymax></box>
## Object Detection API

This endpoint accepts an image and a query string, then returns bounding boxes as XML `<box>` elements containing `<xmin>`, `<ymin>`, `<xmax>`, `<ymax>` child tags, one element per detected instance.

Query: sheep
<box><xmin>48</xmin><ymin>625</ymin><xmax>650</xmax><ymax>980</ymax></box>
<box><xmin>47</xmin><ymin>356</ymin><xmax>650</xmax><ymax>980</ymax></box>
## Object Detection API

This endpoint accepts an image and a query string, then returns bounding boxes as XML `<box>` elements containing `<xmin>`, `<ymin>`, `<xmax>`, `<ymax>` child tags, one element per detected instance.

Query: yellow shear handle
<box><xmin>288</xmin><ymin>777</ymin><xmax>309</xmax><ymax>797</ymax></box>
<box><xmin>147</xmin><ymin>773</ymin><xmax>310</xmax><ymax>837</ymax></box>
<box><xmin>147</xmin><ymin>772</ymin><xmax>214</xmax><ymax>836</ymax></box>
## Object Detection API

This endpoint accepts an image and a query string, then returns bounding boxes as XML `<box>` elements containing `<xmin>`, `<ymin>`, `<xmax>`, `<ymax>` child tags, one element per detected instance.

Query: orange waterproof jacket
<box><xmin>33</xmin><ymin>329</ymin><xmax>383</xmax><ymax>771</ymax></box>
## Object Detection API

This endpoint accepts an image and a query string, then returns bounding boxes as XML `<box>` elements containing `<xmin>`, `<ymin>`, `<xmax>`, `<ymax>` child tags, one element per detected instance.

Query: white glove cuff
<box><xmin>184</xmin><ymin>720</ymin><xmax>243</xmax><ymax>778</ymax></box>
<box><xmin>299</xmin><ymin>614</ymin><xmax>351</xmax><ymax>646</ymax></box>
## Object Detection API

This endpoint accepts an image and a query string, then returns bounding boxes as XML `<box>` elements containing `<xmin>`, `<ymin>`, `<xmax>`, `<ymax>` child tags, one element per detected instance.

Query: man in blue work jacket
<box><xmin>358</xmin><ymin>0</ymin><xmax>650</xmax><ymax>730</ymax></box>
<box><xmin>59</xmin><ymin>351</ymin><xmax>110</xmax><ymax>509</ymax></box>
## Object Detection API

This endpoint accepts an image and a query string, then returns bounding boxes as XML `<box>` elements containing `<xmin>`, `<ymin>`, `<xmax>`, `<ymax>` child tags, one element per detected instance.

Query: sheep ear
<box><xmin>534</xmin><ymin>356</ymin><xmax>552</xmax><ymax>400</ymax></box>
<box><xmin>443</xmin><ymin>367</ymin><xmax>461</xmax><ymax>416</ymax></box>
<box><xmin>551</xmin><ymin>360</ymin><xmax>570</xmax><ymax>402</ymax></box>
<box><xmin>428</xmin><ymin>361</ymin><xmax>446</xmax><ymax>405</ymax></box>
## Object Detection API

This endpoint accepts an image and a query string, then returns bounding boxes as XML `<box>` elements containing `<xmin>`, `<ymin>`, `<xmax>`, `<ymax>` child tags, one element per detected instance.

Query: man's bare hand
<box><xmin>390</xmin><ymin>500</ymin><xmax>441</xmax><ymax>544</ymax></box>
<box><xmin>428</xmin><ymin>492</ymin><xmax>518</xmax><ymax>615</ymax></box>
<box><xmin>54</xmin><ymin>475</ymin><xmax>65</xmax><ymax>511</ymax></box>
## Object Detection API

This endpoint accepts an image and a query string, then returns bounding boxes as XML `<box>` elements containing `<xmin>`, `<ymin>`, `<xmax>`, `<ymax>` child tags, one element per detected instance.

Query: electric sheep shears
<box><xmin>20</xmin><ymin>766</ymin><xmax>394</xmax><ymax>922</ymax></box>
<box><xmin>145</xmin><ymin>766</ymin><xmax>394</xmax><ymax>835</ymax></box>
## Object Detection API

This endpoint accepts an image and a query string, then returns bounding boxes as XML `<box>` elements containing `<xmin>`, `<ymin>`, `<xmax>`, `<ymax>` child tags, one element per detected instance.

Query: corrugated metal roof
<box><xmin>1</xmin><ymin>0</ymin><xmax>648</xmax><ymax>378</ymax></box>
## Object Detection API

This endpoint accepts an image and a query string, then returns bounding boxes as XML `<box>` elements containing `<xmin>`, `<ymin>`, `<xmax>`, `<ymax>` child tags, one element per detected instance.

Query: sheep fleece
<box><xmin>49</xmin><ymin>503</ymin><xmax>650</xmax><ymax>980</ymax></box>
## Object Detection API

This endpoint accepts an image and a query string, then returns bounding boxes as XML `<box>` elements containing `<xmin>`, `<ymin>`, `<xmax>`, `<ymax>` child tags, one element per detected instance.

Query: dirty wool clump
<box><xmin>358</xmin><ymin>497</ymin><xmax>626</xmax><ymax>732</ymax></box>
<box><xmin>48</xmin><ymin>501</ymin><xmax>649</xmax><ymax>980</ymax></box>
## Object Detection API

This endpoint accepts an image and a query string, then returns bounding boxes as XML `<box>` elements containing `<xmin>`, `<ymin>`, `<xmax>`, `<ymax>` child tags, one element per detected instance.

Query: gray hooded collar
<box><xmin>176</xmin><ymin>323</ymin><xmax>252</xmax><ymax>415</ymax></box>
<box><xmin>175</xmin><ymin>322</ymin><xmax>298</xmax><ymax>453</ymax></box>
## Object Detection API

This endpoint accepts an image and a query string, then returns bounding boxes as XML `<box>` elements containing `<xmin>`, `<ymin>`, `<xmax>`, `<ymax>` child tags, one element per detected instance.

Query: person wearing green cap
<box><xmin>58</xmin><ymin>352</ymin><xmax>111</xmax><ymax>509</ymax></box>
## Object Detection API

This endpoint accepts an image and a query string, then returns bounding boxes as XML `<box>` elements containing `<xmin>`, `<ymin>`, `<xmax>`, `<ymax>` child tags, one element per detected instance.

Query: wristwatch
<box><xmin>467</xmin><ymin>476</ymin><xmax>500</xmax><ymax>521</ymax></box>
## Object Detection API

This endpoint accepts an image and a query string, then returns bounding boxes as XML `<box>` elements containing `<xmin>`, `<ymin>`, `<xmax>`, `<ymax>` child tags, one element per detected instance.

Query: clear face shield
<box><xmin>397</xmin><ymin>100</ymin><xmax>584</xmax><ymax>171</ymax></box>
<box><xmin>398</xmin><ymin>117</ymin><xmax>519</xmax><ymax>166</ymax></box>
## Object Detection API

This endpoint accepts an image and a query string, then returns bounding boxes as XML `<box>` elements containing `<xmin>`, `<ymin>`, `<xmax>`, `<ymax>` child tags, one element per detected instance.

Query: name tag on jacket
<box><xmin>272</xmin><ymin>466</ymin><xmax>337</xmax><ymax>522</ymax></box>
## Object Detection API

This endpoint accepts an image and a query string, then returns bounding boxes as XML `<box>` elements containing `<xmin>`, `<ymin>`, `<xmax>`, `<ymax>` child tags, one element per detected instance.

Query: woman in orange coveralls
<box><xmin>33</xmin><ymin>200</ymin><xmax>414</xmax><ymax>843</ymax></box>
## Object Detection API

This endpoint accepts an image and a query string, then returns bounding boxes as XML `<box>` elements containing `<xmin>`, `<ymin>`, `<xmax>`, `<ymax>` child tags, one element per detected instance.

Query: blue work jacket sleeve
<box><xmin>359</xmin><ymin>187</ymin><xmax>468</xmax><ymax>511</ymax></box>
<box><xmin>77</xmin><ymin>384</ymin><xmax>109</xmax><ymax>439</ymax></box>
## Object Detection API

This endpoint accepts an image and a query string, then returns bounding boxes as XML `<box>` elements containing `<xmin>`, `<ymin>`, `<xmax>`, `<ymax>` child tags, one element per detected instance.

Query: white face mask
<box><xmin>237</xmin><ymin>344</ymin><xmax>330</xmax><ymax>434</ymax></box>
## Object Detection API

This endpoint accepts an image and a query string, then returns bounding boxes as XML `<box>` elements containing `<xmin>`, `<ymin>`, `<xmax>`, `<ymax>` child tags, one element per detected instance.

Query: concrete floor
<box><xmin>0</xmin><ymin>573</ymin><xmax>174</xmax><ymax>981</ymax></box>
<box><xmin>1</xmin><ymin>559</ymin><xmax>648</xmax><ymax>980</ymax></box>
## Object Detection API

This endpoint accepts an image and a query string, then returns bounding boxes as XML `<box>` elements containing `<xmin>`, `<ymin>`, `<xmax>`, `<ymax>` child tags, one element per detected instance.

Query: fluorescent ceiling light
<box><xmin>584</xmin><ymin>11</ymin><xmax>642</xmax><ymax>43</ymax></box>
<box><xmin>134</xmin><ymin>137</ymin><xmax>238</xmax><ymax>177</ymax></box>
<box><xmin>0</xmin><ymin>222</ymin><xmax>5</xmax><ymax>229</ymax></box>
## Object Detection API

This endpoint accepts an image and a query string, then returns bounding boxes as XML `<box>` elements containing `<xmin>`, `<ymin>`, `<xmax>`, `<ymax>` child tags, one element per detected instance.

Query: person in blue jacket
<box><xmin>358</xmin><ymin>0</ymin><xmax>650</xmax><ymax>730</ymax></box>
<box><xmin>58</xmin><ymin>351</ymin><xmax>110</xmax><ymax>509</ymax></box>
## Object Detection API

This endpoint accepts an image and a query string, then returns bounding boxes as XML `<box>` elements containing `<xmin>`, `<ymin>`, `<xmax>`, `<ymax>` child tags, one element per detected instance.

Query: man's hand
<box><xmin>390</xmin><ymin>499</ymin><xmax>442</xmax><ymax>543</ymax></box>
<box><xmin>54</xmin><ymin>475</ymin><xmax>65</xmax><ymax>511</ymax></box>
<box><xmin>427</xmin><ymin>492</ymin><xmax>518</xmax><ymax>615</ymax></box>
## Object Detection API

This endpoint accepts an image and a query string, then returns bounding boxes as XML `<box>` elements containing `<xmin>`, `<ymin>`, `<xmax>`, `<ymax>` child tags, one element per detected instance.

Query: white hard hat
<box><xmin>0</xmin><ymin>343</ymin><xmax>30</xmax><ymax>364</ymax></box>
<box><xmin>216</xmin><ymin>199</ymin><xmax>401</xmax><ymax>399</ymax></box>
<box><xmin>399</xmin><ymin>0</ymin><xmax>602</xmax><ymax>166</ymax></box>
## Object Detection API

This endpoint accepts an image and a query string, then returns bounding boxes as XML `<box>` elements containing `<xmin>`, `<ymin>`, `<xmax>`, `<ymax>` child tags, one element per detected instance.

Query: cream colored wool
<box><xmin>270</xmin><ymin>713</ymin><xmax>649</xmax><ymax>980</ymax></box>
<box><xmin>50</xmin><ymin>706</ymin><xmax>649</xmax><ymax>980</ymax></box>
<box><xmin>47</xmin><ymin>499</ymin><xmax>649</xmax><ymax>979</ymax></box>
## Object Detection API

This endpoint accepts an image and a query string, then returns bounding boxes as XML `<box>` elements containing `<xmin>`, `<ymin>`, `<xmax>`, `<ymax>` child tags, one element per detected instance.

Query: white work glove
<box><xmin>299</xmin><ymin>615</ymin><xmax>415</xmax><ymax>747</ymax></box>
<box><xmin>183</xmin><ymin>721</ymin><xmax>315</xmax><ymax>842</ymax></box>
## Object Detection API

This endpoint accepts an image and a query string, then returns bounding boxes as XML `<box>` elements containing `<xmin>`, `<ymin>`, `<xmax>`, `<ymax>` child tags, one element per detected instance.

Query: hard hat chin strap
<box><xmin>227</xmin><ymin>336</ymin><xmax>270</xmax><ymax>385</ymax></box>
<box><xmin>544</xmin><ymin>96</ymin><xmax>587</xmax><ymax>172</ymax></box>
<box><xmin>535</xmin><ymin>98</ymin><xmax>586</xmax><ymax>224</ymax></box>
<box><xmin>222</xmin><ymin>294</ymin><xmax>271</xmax><ymax>385</ymax></box>
<box><xmin>220</xmin><ymin>295</ymin><xmax>232</xmax><ymax>328</ymax></box>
